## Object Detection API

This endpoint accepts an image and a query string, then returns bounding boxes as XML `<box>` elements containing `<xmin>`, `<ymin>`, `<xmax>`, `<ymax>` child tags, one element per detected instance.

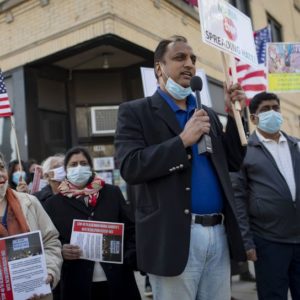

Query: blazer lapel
<box><xmin>250</xmin><ymin>132</ymin><xmax>294</xmax><ymax>200</ymax></box>
<box><xmin>249</xmin><ymin>133</ymin><xmax>283</xmax><ymax>175</ymax></box>
<box><xmin>150</xmin><ymin>91</ymin><xmax>182</xmax><ymax>135</ymax></box>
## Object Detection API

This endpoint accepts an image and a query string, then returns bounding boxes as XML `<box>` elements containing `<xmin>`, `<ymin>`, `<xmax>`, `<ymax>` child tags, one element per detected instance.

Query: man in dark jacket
<box><xmin>232</xmin><ymin>92</ymin><xmax>300</xmax><ymax>300</ymax></box>
<box><xmin>115</xmin><ymin>35</ymin><xmax>247</xmax><ymax>300</ymax></box>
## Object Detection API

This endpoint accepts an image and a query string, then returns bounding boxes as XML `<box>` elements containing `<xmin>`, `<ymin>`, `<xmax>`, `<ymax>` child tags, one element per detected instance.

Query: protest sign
<box><xmin>198</xmin><ymin>0</ymin><xmax>258</xmax><ymax>66</ymax></box>
<box><xmin>70</xmin><ymin>220</ymin><xmax>124</xmax><ymax>264</ymax></box>
<box><xmin>267</xmin><ymin>42</ymin><xmax>300</xmax><ymax>92</ymax></box>
<box><xmin>0</xmin><ymin>231</ymin><xmax>51</xmax><ymax>300</ymax></box>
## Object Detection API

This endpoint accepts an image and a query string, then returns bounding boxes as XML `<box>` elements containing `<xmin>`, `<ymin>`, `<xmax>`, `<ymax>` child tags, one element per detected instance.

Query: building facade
<box><xmin>0</xmin><ymin>0</ymin><xmax>299</xmax><ymax>167</ymax></box>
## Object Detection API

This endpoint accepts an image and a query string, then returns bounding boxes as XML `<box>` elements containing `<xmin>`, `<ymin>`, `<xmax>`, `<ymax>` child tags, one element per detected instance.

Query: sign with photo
<box><xmin>0</xmin><ymin>231</ymin><xmax>51</xmax><ymax>300</ymax></box>
<box><xmin>267</xmin><ymin>42</ymin><xmax>300</xmax><ymax>92</ymax></box>
<box><xmin>71</xmin><ymin>220</ymin><xmax>124</xmax><ymax>264</ymax></box>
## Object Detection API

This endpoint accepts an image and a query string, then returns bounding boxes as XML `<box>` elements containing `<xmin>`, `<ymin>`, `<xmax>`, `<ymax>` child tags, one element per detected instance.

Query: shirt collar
<box><xmin>255</xmin><ymin>129</ymin><xmax>287</xmax><ymax>144</ymax></box>
<box><xmin>157</xmin><ymin>87</ymin><xmax>196</xmax><ymax>113</ymax></box>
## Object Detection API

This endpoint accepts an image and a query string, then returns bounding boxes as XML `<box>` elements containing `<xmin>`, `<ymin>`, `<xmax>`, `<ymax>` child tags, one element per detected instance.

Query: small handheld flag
<box><xmin>0</xmin><ymin>70</ymin><xmax>13</xmax><ymax>117</ymax></box>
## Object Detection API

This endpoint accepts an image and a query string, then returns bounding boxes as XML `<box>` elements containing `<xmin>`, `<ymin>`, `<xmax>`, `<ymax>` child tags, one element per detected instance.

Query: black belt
<box><xmin>192</xmin><ymin>214</ymin><xmax>224</xmax><ymax>226</ymax></box>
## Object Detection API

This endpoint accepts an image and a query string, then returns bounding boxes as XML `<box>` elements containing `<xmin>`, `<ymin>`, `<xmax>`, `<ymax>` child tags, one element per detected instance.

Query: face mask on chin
<box><xmin>160</xmin><ymin>65</ymin><xmax>192</xmax><ymax>100</ymax></box>
<box><xmin>257</xmin><ymin>110</ymin><xmax>283</xmax><ymax>134</ymax></box>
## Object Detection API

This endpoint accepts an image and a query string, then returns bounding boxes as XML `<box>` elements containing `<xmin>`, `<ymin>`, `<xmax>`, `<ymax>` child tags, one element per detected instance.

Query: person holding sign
<box><xmin>232</xmin><ymin>92</ymin><xmax>300</xmax><ymax>300</ymax></box>
<box><xmin>43</xmin><ymin>146</ymin><xmax>141</xmax><ymax>300</ymax></box>
<box><xmin>115</xmin><ymin>35</ymin><xmax>247</xmax><ymax>300</ymax></box>
<box><xmin>8</xmin><ymin>159</ymin><xmax>29</xmax><ymax>193</ymax></box>
<box><xmin>0</xmin><ymin>152</ymin><xmax>62</xmax><ymax>300</ymax></box>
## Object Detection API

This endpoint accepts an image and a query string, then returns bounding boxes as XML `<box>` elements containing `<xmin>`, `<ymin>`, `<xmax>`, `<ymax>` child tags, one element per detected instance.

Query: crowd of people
<box><xmin>0</xmin><ymin>35</ymin><xmax>299</xmax><ymax>300</ymax></box>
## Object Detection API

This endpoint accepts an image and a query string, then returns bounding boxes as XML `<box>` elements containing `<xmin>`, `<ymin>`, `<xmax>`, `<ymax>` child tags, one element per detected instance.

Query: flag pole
<box><xmin>221</xmin><ymin>52</ymin><xmax>248</xmax><ymax>146</ymax></box>
<box><xmin>228</xmin><ymin>55</ymin><xmax>242</xmax><ymax>111</ymax></box>
<box><xmin>10</xmin><ymin>116</ymin><xmax>23</xmax><ymax>172</ymax></box>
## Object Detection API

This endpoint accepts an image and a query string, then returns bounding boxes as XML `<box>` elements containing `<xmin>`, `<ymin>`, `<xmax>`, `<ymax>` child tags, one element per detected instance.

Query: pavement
<box><xmin>134</xmin><ymin>272</ymin><xmax>258</xmax><ymax>300</ymax></box>
<box><xmin>134</xmin><ymin>262</ymin><xmax>291</xmax><ymax>300</ymax></box>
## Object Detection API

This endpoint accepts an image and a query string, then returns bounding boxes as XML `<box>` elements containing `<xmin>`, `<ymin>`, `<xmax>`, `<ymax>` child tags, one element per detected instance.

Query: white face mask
<box><xmin>49</xmin><ymin>166</ymin><xmax>66</xmax><ymax>182</ymax></box>
<box><xmin>67</xmin><ymin>165</ymin><xmax>92</xmax><ymax>187</ymax></box>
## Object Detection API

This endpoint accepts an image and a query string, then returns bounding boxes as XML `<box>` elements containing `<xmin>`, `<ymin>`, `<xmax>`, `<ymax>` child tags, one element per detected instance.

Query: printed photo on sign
<box><xmin>70</xmin><ymin>219</ymin><xmax>124</xmax><ymax>264</ymax></box>
<box><xmin>267</xmin><ymin>42</ymin><xmax>300</xmax><ymax>92</ymax></box>
<box><xmin>0</xmin><ymin>231</ymin><xmax>51</xmax><ymax>300</ymax></box>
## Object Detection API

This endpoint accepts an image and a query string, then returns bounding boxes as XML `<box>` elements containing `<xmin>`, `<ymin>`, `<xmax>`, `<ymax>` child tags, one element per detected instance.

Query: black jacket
<box><xmin>43</xmin><ymin>184</ymin><xmax>141</xmax><ymax>300</ymax></box>
<box><xmin>34</xmin><ymin>184</ymin><xmax>53</xmax><ymax>203</ymax></box>
<box><xmin>115</xmin><ymin>91</ymin><xmax>247</xmax><ymax>276</ymax></box>
<box><xmin>232</xmin><ymin>131</ymin><xmax>300</xmax><ymax>250</ymax></box>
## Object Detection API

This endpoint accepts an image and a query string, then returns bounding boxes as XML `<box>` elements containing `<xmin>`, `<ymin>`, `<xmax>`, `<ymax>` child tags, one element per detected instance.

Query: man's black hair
<box><xmin>249</xmin><ymin>92</ymin><xmax>280</xmax><ymax>114</ymax></box>
<box><xmin>153</xmin><ymin>35</ymin><xmax>187</xmax><ymax>79</ymax></box>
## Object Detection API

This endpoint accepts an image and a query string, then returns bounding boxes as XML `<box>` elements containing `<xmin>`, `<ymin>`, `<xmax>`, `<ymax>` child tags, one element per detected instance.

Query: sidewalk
<box><xmin>231</xmin><ymin>276</ymin><xmax>257</xmax><ymax>300</ymax></box>
<box><xmin>135</xmin><ymin>273</ymin><xmax>258</xmax><ymax>300</ymax></box>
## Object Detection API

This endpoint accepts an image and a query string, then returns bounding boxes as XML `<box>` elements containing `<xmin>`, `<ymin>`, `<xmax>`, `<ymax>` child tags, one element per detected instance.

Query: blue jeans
<box><xmin>149</xmin><ymin>223</ymin><xmax>230</xmax><ymax>300</ymax></box>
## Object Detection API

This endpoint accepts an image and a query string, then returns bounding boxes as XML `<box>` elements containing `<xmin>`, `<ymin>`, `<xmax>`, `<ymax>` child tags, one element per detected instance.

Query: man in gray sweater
<box><xmin>232</xmin><ymin>92</ymin><xmax>300</xmax><ymax>300</ymax></box>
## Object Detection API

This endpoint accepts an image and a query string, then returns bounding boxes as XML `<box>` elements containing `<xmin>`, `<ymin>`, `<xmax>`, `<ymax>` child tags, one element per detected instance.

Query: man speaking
<box><xmin>115</xmin><ymin>35</ymin><xmax>246</xmax><ymax>300</ymax></box>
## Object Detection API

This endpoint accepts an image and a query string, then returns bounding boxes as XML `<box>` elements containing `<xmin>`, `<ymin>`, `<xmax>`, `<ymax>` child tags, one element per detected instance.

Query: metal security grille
<box><xmin>91</xmin><ymin>106</ymin><xmax>119</xmax><ymax>135</ymax></box>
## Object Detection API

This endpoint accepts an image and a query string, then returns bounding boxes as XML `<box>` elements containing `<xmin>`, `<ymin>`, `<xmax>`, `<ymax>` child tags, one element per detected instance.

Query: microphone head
<box><xmin>190</xmin><ymin>76</ymin><xmax>203</xmax><ymax>92</ymax></box>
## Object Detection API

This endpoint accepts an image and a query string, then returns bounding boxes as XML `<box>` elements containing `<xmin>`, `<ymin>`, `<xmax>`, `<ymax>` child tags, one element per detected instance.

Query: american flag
<box><xmin>0</xmin><ymin>71</ymin><xmax>13</xmax><ymax>117</ymax></box>
<box><xmin>235</xmin><ymin>26</ymin><xmax>272</xmax><ymax>105</ymax></box>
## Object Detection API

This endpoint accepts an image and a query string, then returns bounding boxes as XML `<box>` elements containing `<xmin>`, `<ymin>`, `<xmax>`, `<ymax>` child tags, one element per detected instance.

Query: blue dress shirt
<box><xmin>157</xmin><ymin>88</ymin><xmax>223</xmax><ymax>214</ymax></box>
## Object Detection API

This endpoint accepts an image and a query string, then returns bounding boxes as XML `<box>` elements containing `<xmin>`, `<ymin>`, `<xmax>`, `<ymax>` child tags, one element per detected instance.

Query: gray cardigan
<box><xmin>232</xmin><ymin>131</ymin><xmax>300</xmax><ymax>251</ymax></box>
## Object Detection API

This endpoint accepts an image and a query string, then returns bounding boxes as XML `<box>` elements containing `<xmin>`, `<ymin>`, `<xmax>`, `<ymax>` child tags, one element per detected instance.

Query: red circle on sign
<box><xmin>223</xmin><ymin>17</ymin><xmax>237</xmax><ymax>41</ymax></box>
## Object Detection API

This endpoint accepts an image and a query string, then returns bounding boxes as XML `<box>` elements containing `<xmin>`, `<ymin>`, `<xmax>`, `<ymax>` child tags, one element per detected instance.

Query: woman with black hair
<box><xmin>8</xmin><ymin>159</ymin><xmax>28</xmax><ymax>191</ymax></box>
<box><xmin>43</xmin><ymin>146</ymin><xmax>141</xmax><ymax>300</ymax></box>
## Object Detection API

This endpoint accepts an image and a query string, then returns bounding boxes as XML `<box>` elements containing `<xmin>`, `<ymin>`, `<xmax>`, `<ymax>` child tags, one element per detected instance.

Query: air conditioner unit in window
<box><xmin>90</xmin><ymin>106</ymin><xmax>119</xmax><ymax>135</ymax></box>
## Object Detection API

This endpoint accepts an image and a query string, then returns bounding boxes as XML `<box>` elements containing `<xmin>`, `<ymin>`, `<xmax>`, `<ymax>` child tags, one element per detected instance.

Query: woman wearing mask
<box><xmin>34</xmin><ymin>155</ymin><xmax>65</xmax><ymax>203</ymax></box>
<box><xmin>43</xmin><ymin>147</ymin><xmax>141</xmax><ymax>300</ymax></box>
<box><xmin>0</xmin><ymin>152</ymin><xmax>62</xmax><ymax>300</ymax></box>
<box><xmin>8</xmin><ymin>159</ymin><xmax>28</xmax><ymax>191</ymax></box>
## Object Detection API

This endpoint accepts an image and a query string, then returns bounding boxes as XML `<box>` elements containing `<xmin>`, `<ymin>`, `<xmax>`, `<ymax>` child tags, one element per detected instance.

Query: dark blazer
<box><xmin>232</xmin><ymin>131</ymin><xmax>300</xmax><ymax>250</ymax></box>
<box><xmin>115</xmin><ymin>91</ymin><xmax>247</xmax><ymax>276</ymax></box>
<box><xmin>43</xmin><ymin>184</ymin><xmax>141</xmax><ymax>300</ymax></box>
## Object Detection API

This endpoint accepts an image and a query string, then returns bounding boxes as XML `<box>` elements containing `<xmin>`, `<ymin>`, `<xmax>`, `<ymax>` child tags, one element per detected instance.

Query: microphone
<box><xmin>190</xmin><ymin>76</ymin><xmax>213</xmax><ymax>155</ymax></box>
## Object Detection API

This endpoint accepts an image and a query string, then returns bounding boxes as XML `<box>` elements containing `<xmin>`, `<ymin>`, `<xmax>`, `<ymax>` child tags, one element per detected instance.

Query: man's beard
<box><xmin>0</xmin><ymin>181</ymin><xmax>8</xmax><ymax>200</ymax></box>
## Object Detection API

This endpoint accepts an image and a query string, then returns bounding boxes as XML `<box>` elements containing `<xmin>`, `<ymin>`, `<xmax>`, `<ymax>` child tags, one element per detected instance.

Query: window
<box><xmin>267</xmin><ymin>14</ymin><xmax>282</xmax><ymax>42</ymax></box>
<box><xmin>229</xmin><ymin>0</ymin><xmax>251</xmax><ymax>17</ymax></box>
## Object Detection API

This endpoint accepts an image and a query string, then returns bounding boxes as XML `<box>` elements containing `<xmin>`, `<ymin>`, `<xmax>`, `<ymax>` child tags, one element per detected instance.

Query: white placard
<box><xmin>71</xmin><ymin>220</ymin><xmax>124</xmax><ymax>264</ymax></box>
<box><xmin>198</xmin><ymin>0</ymin><xmax>258</xmax><ymax>66</ymax></box>
<box><xmin>93</xmin><ymin>157</ymin><xmax>115</xmax><ymax>171</ymax></box>
<box><xmin>0</xmin><ymin>231</ymin><xmax>51</xmax><ymax>300</ymax></box>
<box><xmin>140</xmin><ymin>67</ymin><xmax>212</xmax><ymax>107</ymax></box>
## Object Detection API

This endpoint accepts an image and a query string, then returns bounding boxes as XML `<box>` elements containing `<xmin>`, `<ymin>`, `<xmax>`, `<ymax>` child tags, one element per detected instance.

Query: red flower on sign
<box><xmin>223</xmin><ymin>17</ymin><xmax>237</xmax><ymax>41</ymax></box>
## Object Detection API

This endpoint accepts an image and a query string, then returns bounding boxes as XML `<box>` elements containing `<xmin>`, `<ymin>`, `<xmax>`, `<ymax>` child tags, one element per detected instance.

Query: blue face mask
<box><xmin>12</xmin><ymin>171</ymin><xmax>26</xmax><ymax>185</ymax></box>
<box><xmin>160</xmin><ymin>65</ymin><xmax>192</xmax><ymax>100</ymax></box>
<box><xmin>257</xmin><ymin>110</ymin><xmax>283</xmax><ymax>134</ymax></box>
<box><xmin>67</xmin><ymin>165</ymin><xmax>92</xmax><ymax>187</ymax></box>
<box><xmin>165</xmin><ymin>77</ymin><xmax>192</xmax><ymax>100</ymax></box>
